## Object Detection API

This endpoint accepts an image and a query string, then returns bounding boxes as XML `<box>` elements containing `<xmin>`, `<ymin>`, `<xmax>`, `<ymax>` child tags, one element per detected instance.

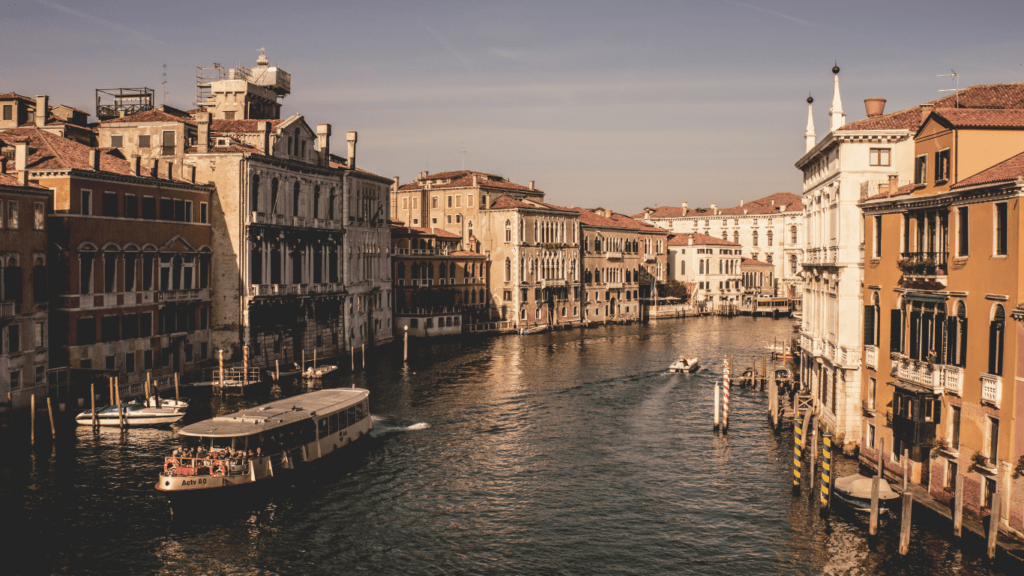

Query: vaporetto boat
<box><xmin>155</xmin><ymin>388</ymin><xmax>371</xmax><ymax>501</ymax></box>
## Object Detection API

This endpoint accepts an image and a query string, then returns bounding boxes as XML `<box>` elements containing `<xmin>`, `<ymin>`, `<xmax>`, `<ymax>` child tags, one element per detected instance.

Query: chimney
<box><xmin>864</xmin><ymin>98</ymin><xmax>886</xmax><ymax>118</ymax></box>
<box><xmin>710</xmin><ymin>203</ymin><xmax>717</xmax><ymax>212</ymax></box>
<box><xmin>165</xmin><ymin>160</ymin><xmax>175</xmax><ymax>180</ymax></box>
<box><xmin>131</xmin><ymin>155</ymin><xmax>141</xmax><ymax>177</ymax></box>
<box><xmin>35</xmin><ymin>95</ymin><xmax>48</xmax><ymax>127</ymax></box>
<box><xmin>149</xmin><ymin>158</ymin><xmax>159</xmax><ymax>178</ymax></box>
<box><xmin>186</xmin><ymin>164</ymin><xmax>196</xmax><ymax>183</ymax></box>
<box><xmin>740</xmin><ymin>199</ymin><xmax>744</xmax><ymax>207</ymax></box>
<box><xmin>920</xmin><ymin>104</ymin><xmax>934</xmax><ymax>124</ymax></box>
<box><xmin>15</xmin><ymin>141</ymin><xmax>28</xmax><ymax>186</ymax></box>
<box><xmin>88</xmin><ymin>148</ymin><xmax>100</xmax><ymax>171</ymax></box>
<box><xmin>0</xmin><ymin>157</ymin><xmax>6</xmax><ymax>173</ymax></box>
<box><xmin>119</xmin><ymin>109</ymin><xmax>126</xmax><ymax>118</ymax></box>
<box><xmin>197</xmin><ymin>112</ymin><xmax>211</xmax><ymax>154</ymax></box>
<box><xmin>529</xmin><ymin>180</ymin><xmax>535</xmax><ymax>190</ymax></box>
<box><xmin>393</xmin><ymin>176</ymin><xmax>400</xmax><ymax>191</ymax></box>
<box><xmin>888</xmin><ymin>174</ymin><xmax>899</xmax><ymax>195</ymax></box>
<box><xmin>317</xmin><ymin>124</ymin><xmax>331</xmax><ymax>167</ymax></box>
<box><xmin>258</xmin><ymin>121</ymin><xmax>271</xmax><ymax>156</ymax></box>
<box><xmin>346</xmin><ymin>131</ymin><xmax>357</xmax><ymax>171</ymax></box>
<box><xmin>771</xmin><ymin>200</ymin><xmax>775</xmax><ymax>206</ymax></box>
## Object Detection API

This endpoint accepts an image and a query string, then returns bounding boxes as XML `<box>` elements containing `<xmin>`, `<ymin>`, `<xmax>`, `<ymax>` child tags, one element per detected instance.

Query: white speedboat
<box><xmin>669</xmin><ymin>356</ymin><xmax>700</xmax><ymax>373</ymax></box>
<box><xmin>76</xmin><ymin>396</ymin><xmax>189</xmax><ymax>427</ymax></box>
<box><xmin>302</xmin><ymin>365</ymin><xmax>337</xmax><ymax>380</ymax></box>
<box><xmin>156</xmin><ymin>388</ymin><xmax>372</xmax><ymax>503</ymax></box>
<box><xmin>833</xmin><ymin>474</ymin><xmax>900</xmax><ymax>513</ymax></box>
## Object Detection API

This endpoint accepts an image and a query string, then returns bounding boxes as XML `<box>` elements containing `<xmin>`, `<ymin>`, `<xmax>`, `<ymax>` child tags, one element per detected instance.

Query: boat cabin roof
<box><xmin>179</xmin><ymin>388</ymin><xmax>369</xmax><ymax>438</ymax></box>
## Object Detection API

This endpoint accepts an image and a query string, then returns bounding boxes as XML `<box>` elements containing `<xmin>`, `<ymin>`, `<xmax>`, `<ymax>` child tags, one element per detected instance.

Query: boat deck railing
<box><xmin>162</xmin><ymin>457</ymin><xmax>251</xmax><ymax>477</ymax></box>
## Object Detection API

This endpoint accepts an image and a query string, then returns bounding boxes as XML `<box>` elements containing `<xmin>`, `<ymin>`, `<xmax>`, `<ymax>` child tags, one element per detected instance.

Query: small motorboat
<box><xmin>833</xmin><ymin>474</ymin><xmax>900</xmax><ymax>513</ymax></box>
<box><xmin>740</xmin><ymin>367</ymin><xmax>759</xmax><ymax>386</ymax></box>
<box><xmin>76</xmin><ymin>396</ymin><xmax>189</xmax><ymax>427</ymax></box>
<box><xmin>520</xmin><ymin>324</ymin><xmax>549</xmax><ymax>335</ymax></box>
<box><xmin>302</xmin><ymin>365</ymin><xmax>338</xmax><ymax>380</ymax></box>
<box><xmin>669</xmin><ymin>356</ymin><xmax>700</xmax><ymax>373</ymax></box>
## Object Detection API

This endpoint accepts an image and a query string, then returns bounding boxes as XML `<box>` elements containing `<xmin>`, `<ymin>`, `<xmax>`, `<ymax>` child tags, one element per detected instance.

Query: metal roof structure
<box><xmin>179</xmin><ymin>388</ymin><xmax>368</xmax><ymax>438</ymax></box>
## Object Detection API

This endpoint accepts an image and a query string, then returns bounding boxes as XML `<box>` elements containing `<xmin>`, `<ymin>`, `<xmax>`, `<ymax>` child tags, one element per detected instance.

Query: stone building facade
<box><xmin>572</xmin><ymin>207</ymin><xmax>642</xmax><ymax>323</ymax></box>
<box><xmin>666</xmin><ymin>233</ymin><xmax>743</xmax><ymax>310</ymax></box>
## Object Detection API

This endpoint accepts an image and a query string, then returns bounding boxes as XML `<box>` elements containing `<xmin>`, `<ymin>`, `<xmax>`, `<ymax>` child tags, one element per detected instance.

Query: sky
<box><xmin>3</xmin><ymin>0</ymin><xmax>1024</xmax><ymax>214</ymax></box>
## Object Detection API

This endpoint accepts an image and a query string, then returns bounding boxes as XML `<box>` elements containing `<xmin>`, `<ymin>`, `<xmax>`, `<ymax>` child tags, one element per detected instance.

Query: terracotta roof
<box><xmin>524</xmin><ymin>198</ymin><xmax>575</xmax><ymax>212</ymax></box>
<box><xmin>418</xmin><ymin>169</ymin><xmax>501</xmax><ymax>182</ymax></box>
<box><xmin>951</xmin><ymin>151</ymin><xmax>1024</xmax><ymax>190</ymax></box>
<box><xmin>448</xmin><ymin>250</ymin><xmax>486</xmax><ymax>258</ymax></box>
<box><xmin>838</xmin><ymin>83</ymin><xmax>1024</xmax><ymax>133</ymax></box>
<box><xmin>568</xmin><ymin>207</ymin><xmax>629</xmax><ymax>229</ymax></box>
<box><xmin>865</xmin><ymin>183</ymin><xmax>915</xmax><ymax>200</ymax></box>
<box><xmin>100</xmin><ymin>109</ymin><xmax>196</xmax><ymax>126</ymax></box>
<box><xmin>0</xmin><ymin>174</ymin><xmax>46</xmax><ymax>189</ymax></box>
<box><xmin>211</xmin><ymin>119</ymin><xmax>284</xmax><ymax>132</ymax></box>
<box><xmin>608</xmin><ymin>213</ymin><xmax>667</xmax><ymax>233</ymax></box>
<box><xmin>0</xmin><ymin>92</ymin><xmax>34</xmax><ymax>104</ymax></box>
<box><xmin>837</xmin><ymin>106</ymin><xmax>923</xmax><ymax>132</ymax></box>
<box><xmin>929</xmin><ymin>108</ymin><xmax>1024</xmax><ymax>129</ymax></box>
<box><xmin>54</xmin><ymin>104</ymin><xmax>89</xmax><ymax>114</ymax></box>
<box><xmin>184</xmin><ymin>144</ymin><xmax>261</xmax><ymax>154</ymax></box>
<box><xmin>0</xmin><ymin>126</ymin><xmax>192</xmax><ymax>182</ymax></box>
<box><xmin>391</xmin><ymin>226</ymin><xmax>462</xmax><ymax>239</ymax></box>
<box><xmin>742</xmin><ymin>257</ymin><xmax>771</xmax><ymax>266</ymax></box>
<box><xmin>398</xmin><ymin>170</ymin><xmax>541</xmax><ymax>193</ymax></box>
<box><xmin>635</xmin><ymin>191</ymin><xmax>802</xmax><ymax>219</ymax></box>
<box><xmin>488</xmin><ymin>195</ymin><xmax>533</xmax><ymax>210</ymax></box>
<box><xmin>667</xmin><ymin>233</ymin><xmax>740</xmax><ymax>247</ymax></box>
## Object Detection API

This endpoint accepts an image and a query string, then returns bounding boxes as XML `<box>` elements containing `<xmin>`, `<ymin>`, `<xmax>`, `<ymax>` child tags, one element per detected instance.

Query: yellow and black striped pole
<box><xmin>793</xmin><ymin>416</ymin><xmax>803</xmax><ymax>493</ymax></box>
<box><xmin>820</xmin><ymin>432</ymin><xmax>833</xmax><ymax>514</ymax></box>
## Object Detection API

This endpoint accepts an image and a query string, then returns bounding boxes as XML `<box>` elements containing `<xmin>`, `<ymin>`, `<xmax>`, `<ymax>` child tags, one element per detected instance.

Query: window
<box><xmin>144</xmin><ymin>349</ymin><xmax>153</xmax><ymax>370</ymax></box>
<box><xmin>81</xmin><ymin>190</ymin><xmax>92</xmax><ymax>215</ymax></box>
<box><xmin>791</xmin><ymin>226</ymin><xmax>797</xmax><ymax>244</ymax></box>
<box><xmin>989</xmin><ymin>305</ymin><xmax>1005</xmax><ymax>376</ymax></box>
<box><xmin>935</xmin><ymin>149</ymin><xmax>950</xmax><ymax>182</ymax></box>
<box><xmin>160</xmin><ymin>198</ymin><xmax>173</xmax><ymax>220</ymax></box>
<box><xmin>873</xmin><ymin>215</ymin><xmax>882</xmax><ymax>258</ymax></box>
<box><xmin>137</xmin><ymin>134</ymin><xmax>151</xmax><ymax>148</ymax></box>
<box><xmin>142</xmin><ymin>196</ymin><xmax>156</xmax><ymax>219</ymax></box>
<box><xmin>867</xmin><ymin>423</ymin><xmax>875</xmax><ymax>449</ymax></box>
<box><xmin>915</xmin><ymin>155</ymin><xmax>927</xmax><ymax>185</ymax></box>
<box><xmin>35</xmin><ymin>321</ymin><xmax>43</xmax><ymax>348</ymax></box>
<box><xmin>432</xmin><ymin>196</ymin><xmax>438</xmax><ymax>209</ymax></box>
<box><xmin>468</xmin><ymin>194</ymin><xmax>474</xmax><ymax>207</ymax></box>
<box><xmin>101</xmin><ymin>315</ymin><xmax>119</xmax><ymax>342</ymax></box>
<box><xmin>447</xmin><ymin>195</ymin><xmax>453</xmax><ymax>208</ymax></box>
<box><xmin>34</xmin><ymin>203</ymin><xmax>44</xmax><ymax>230</ymax></box>
<box><xmin>456</xmin><ymin>195</ymin><xmax>461</xmax><ymax>208</ymax></box>
<box><xmin>950</xmin><ymin>405</ymin><xmax>961</xmax><ymax>449</ymax></box>
<box><xmin>200</xmin><ymin>202</ymin><xmax>208</xmax><ymax>224</ymax></box>
<box><xmin>102</xmin><ymin>192</ymin><xmax>117</xmax><ymax>217</ymax></box>
<box><xmin>988</xmin><ymin>417</ymin><xmax>999</xmax><ymax>464</ymax></box>
<box><xmin>161</xmin><ymin>131</ymin><xmax>175</xmax><ymax>155</ymax></box>
<box><xmin>9</xmin><ymin>371</ymin><xmax>19</xmax><ymax>390</ymax></box>
<box><xmin>789</xmin><ymin>254</ymin><xmax>797</xmax><ymax>275</ymax></box>
<box><xmin>110</xmin><ymin>135</ymin><xmax>123</xmax><ymax>148</ymax></box>
<box><xmin>7</xmin><ymin>324</ymin><xmax>19</xmax><ymax>353</ymax></box>
<box><xmin>957</xmin><ymin>206</ymin><xmax>968</xmax><ymax>256</ymax></box>
<box><xmin>890</xmin><ymin>306</ymin><xmax>903</xmax><ymax>354</ymax></box>
<box><xmin>995</xmin><ymin>202</ymin><xmax>1007</xmax><ymax>256</ymax></box>
<box><xmin>223</xmin><ymin>111</ymin><xmax>235</xmax><ymax>120</ymax></box>
<box><xmin>945</xmin><ymin>460</ymin><xmax>958</xmax><ymax>490</ymax></box>
<box><xmin>869</xmin><ymin>148</ymin><xmax>890</xmax><ymax>166</ymax></box>
<box><xmin>140</xmin><ymin>312</ymin><xmax>152</xmax><ymax>337</ymax></box>
<box><xmin>126</xmin><ymin>352</ymin><xmax>135</xmax><ymax>373</ymax></box>
<box><xmin>446</xmin><ymin>215</ymin><xmax>452</xmax><ymax>224</ymax></box>
<box><xmin>76</xmin><ymin>317</ymin><xmax>95</xmax><ymax>345</ymax></box>
<box><xmin>125</xmin><ymin>195</ymin><xmax>138</xmax><ymax>218</ymax></box>
<box><xmin>504</xmin><ymin>220</ymin><xmax>512</xmax><ymax>242</ymax></box>
<box><xmin>2</xmin><ymin>105</ymin><xmax>11</xmax><ymax>120</ymax></box>
<box><xmin>752</xmin><ymin>231</ymin><xmax>758</xmax><ymax>246</ymax></box>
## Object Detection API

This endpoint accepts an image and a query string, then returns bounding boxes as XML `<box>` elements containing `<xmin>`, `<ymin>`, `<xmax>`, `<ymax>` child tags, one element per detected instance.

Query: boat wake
<box><xmin>372</xmin><ymin>418</ymin><xmax>431</xmax><ymax>434</ymax></box>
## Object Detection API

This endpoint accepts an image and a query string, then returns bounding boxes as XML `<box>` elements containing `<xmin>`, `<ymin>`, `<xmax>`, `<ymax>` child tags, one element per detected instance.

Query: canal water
<box><xmin>0</xmin><ymin>317</ymin><xmax>1014</xmax><ymax>575</ymax></box>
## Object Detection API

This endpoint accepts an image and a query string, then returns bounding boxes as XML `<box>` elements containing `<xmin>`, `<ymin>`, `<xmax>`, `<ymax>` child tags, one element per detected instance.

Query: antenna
<box><xmin>162</xmin><ymin>64</ymin><xmax>168</xmax><ymax>106</ymax></box>
<box><xmin>937</xmin><ymin>69</ymin><xmax>960</xmax><ymax>107</ymax></box>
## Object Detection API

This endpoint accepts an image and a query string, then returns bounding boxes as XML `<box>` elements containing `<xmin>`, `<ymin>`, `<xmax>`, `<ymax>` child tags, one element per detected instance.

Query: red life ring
<box><xmin>164</xmin><ymin>458</ymin><xmax>179</xmax><ymax>472</ymax></box>
<box><xmin>211</xmin><ymin>461</ymin><xmax>226</xmax><ymax>477</ymax></box>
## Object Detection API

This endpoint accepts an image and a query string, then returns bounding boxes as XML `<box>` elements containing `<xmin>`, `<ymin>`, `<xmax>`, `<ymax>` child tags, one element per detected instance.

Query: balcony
<box><xmin>412</xmin><ymin>278</ymin><xmax>433</xmax><ymax>287</ymax></box>
<box><xmin>891</xmin><ymin>413</ymin><xmax>937</xmax><ymax>448</ymax></box>
<box><xmin>899</xmin><ymin>251</ymin><xmax>948</xmax><ymax>286</ymax></box>
<box><xmin>542</xmin><ymin>278</ymin><xmax>567</xmax><ymax>288</ymax></box>
<box><xmin>862</xmin><ymin>399</ymin><xmax>876</xmax><ymax>415</ymax></box>
<box><xmin>251</xmin><ymin>211</ymin><xmax>343</xmax><ymax>230</ymax></box>
<box><xmin>891</xmin><ymin>356</ymin><xmax>963</xmax><ymax>395</ymax></box>
<box><xmin>981</xmin><ymin>374</ymin><xmax>1002</xmax><ymax>407</ymax></box>
<box><xmin>835</xmin><ymin>345</ymin><xmax>860</xmax><ymax>368</ymax></box>
<box><xmin>306</xmin><ymin>282</ymin><xmax>343</xmax><ymax>294</ymax></box>
<box><xmin>157</xmin><ymin>288</ymin><xmax>208</xmax><ymax>303</ymax></box>
<box><xmin>605</xmin><ymin>251</ymin><xmax>623</xmax><ymax>260</ymax></box>
<box><xmin>250</xmin><ymin>284</ymin><xmax>304</xmax><ymax>296</ymax></box>
<box><xmin>605</xmin><ymin>282</ymin><xmax>623</xmax><ymax>289</ymax></box>
<box><xmin>644</xmin><ymin>254</ymin><xmax>657</xmax><ymax>263</ymax></box>
<box><xmin>865</xmin><ymin>345</ymin><xmax>877</xmax><ymax>370</ymax></box>
<box><xmin>860</xmin><ymin>179</ymin><xmax>914</xmax><ymax>200</ymax></box>
<box><xmin>0</xmin><ymin>300</ymin><xmax>14</xmax><ymax>318</ymax></box>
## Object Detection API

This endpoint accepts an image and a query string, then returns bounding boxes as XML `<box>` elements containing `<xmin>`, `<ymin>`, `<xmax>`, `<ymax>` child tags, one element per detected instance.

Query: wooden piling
<box><xmin>46</xmin><ymin>396</ymin><xmax>55</xmax><ymax>439</ymax></box>
<box><xmin>302</xmin><ymin>350</ymin><xmax>306</xmax><ymax>372</ymax></box>
<box><xmin>953</xmin><ymin>475</ymin><xmax>964</xmax><ymax>538</ymax></box>
<box><xmin>115</xmin><ymin>378</ymin><xmax>124</xmax><ymax>429</ymax></box>
<box><xmin>313</xmin><ymin>349</ymin><xmax>317</xmax><ymax>370</ymax></box>
<box><xmin>218</xmin><ymin>349</ymin><xmax>224</xmax><ymax>388</ymax></box>
<box><xmin>714</xmin><ymin>382</ymin><xmax>720</xmax><ymax>430</ymax></box>
<box><xmin>800</xmin><ymin>407</ymin><xmax>812</xmax><ymax>451</ymax></box>
<box><xmin>174</xmin><ymin>373</ymin><xmax>180</xmax><ymax>402</ymax></box>
<box><xmin>145</xmin><ymin>376</ymin><xmax>151</xmax><ymax>407</ymax></box>
<box><xmin>362</xmin><ymin>343</ymin><xmax>366</xmax><ymax>369</ymax></box>
<box><xmin>902</xmin><ymin>448</ymin><xmax>909</xmax><ymax>492</ymax></box>
<box><xmin>30</xmin><ymin>393</ymin><xmax>35</xmax><ymax>446</ymax></box>
<box><xmin>404</xmin><ymin>326</ymin><xmax>409</xmax><ymax>362</ymax></box>
<box><xmin>877</xmin><ymin>437</ymin><xmax>884</xmax><ymax>479</ymax></box>
<box><xmin>869</xmin><ymin>477</ymin><xmax>880</xmax><ymax>535</ymax></box>
<box><xmin>91</xmin><ymin>383</ymin><xmax>97</xmax><ymax>429</ymax></box>
<box><xmin>987</xmin><ymin>492</ymin><xmax>1001</xmax><ymax>559</ymax></box>
<box><xmin>275</xmin><ymin>359</ymin><xmax>280</xmax><ymax>381</ymax></box>
<box><xmin>351</xmin><ymin>346</ymin><xmax>355</xmax><ymax>370</ymax></box>
<box><xmin>899</xmin><ymin>493</ymin><xmax>913</xmax><ymax>555</ymax></box>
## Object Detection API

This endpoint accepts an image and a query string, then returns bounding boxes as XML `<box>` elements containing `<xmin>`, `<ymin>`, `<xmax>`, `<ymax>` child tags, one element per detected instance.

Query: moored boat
<box><xmin>302</xmin><ymin>365</ymin><xmax>338</xmax><ymax>380</ymax></box>
<box><xmin>669</xmin><ymin>356</ymin><xmax>700</xmax><ymax>373</ymax></box>
<box><xmin>75</xmin><ymin>397</ymin><xmax>188</xmax><ymax>427</ymax></box>
<box><xmin>833</xmin><ymin>474</ymin><xmax>900</xmax><ymax>513</ymax></box>
<box><xmin>155</xmin><ymin>388</ymin><xmax>371</xmax><ymax>502</ymax></box>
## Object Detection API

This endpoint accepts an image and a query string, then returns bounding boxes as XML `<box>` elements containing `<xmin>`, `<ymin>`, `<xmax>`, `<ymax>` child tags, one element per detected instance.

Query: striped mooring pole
<box><xmin>243</xmin><ymin>345</ymin><xmax>249</xmax><ymax>387</ymax></box>
<box><xmin>793</xmin><ymin>415</ymin><xmax>803</xmax><ymax>493</ymax></box>
<box><xmin>722</xmin><ymin>357</ymin><xmax>730</xmax><ymax>432</ymax></box>
<box><xmin>218</xmin><ymin>348</ymin><xmax>224</xmax><ymax>387</ymax></box>
<box><xmin>820</xmin><ymin>432</ymin><xmax>833</xmax><ymax>513</ymax></box>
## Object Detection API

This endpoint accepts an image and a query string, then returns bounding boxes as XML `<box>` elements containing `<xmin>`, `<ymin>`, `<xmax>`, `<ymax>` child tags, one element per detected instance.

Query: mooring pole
<box><xmin>809</xmin><ymin>419</ymin><xmax>818</xmax><ymax>499</ymax></box>
<box><xmin>244</xmin><ymin>345</ymin><xmax>249</xmax><ymax>389</ymax></box>
<box><xmin>987</xmin><ymin>492</ymin><xmax>1001</xmax><ymax>559</ymax></box>
<box><xmin>275</xmin><ymin>359</ymin><xmax>280</xmax><ymax>381</ymax></box>
<box><xmin>30</xmin><ymin>393</ymin><xmax>36</xmax><ymax>446</ymax></box>
<box><xmin>46</xmin><ymin>396</ymin><xmax>56</xmax><ymax>439</ymax></box>
<box><xmin>877</xmin><ymin>437</ymin><xmax>884</xmax><ymax>480</ymax></box>
<box><xmin>722</xmin><ymin>357</ymin><xmax>730</xmax><ymax>432</ymax></box>
<box><xmin>793</xmin><ymin>415</ymin><xmax>803</xmax><ymax>494</ymax></box>
<box><xmin>174</xmin><ymin>373</ymin><xmax>180</xmax><ymax>402</ymax></box>
<box><xmin>115</xmin><ymin>377</ymin><xmax>124</xmax><ymax>429</ymax></box>
<box><xmin>91</xmin><ymin>383</ymin><xmax>97</xmax><ymax>429</ymax></box>
<box><xmin>714</xmin><ymin>382</ymin><xmax>720</xmax><ymax>430</ymax></box>
<box><xmin>362</xmin><ymin>343</ymin><xmax>366</xmax><ymax>369</ymax></box>
<box><xmin>801</xmin><ymin>407</ymin><xmax>812</xmax><ymax>451</ymax></box>
<box><xmin>218</xmin><ymin>349</ymin><xmax>224</xmax><ymax>388</ymax></box>
<box><xmin>351</xmin><ymin>345</ymin><xmax>355</xmax><ymax>371</ymax></box>
<box><xmin>869</xmin><ymin>477</ymin><xmax>881</xmax><ymax>535</ymax></box>
<box><xmin>820</xmin><ymin>432</ymin><xmax>832</xmax><ymax>515</ymax></box>
<box><xmin>902</xmin><ymin>448</ymin><xmax>909</xmax><ymax>492</ymax></box>
<box><xmin>953</xmin><ymin>475</ymin><xmax>964</xmax><ymax>538</ymax></box>
<box><xmin>404</xmin><ymin>326</ymin><xmax>409</xmax><ymax>362</ymax></box>
<box><xmin>899</xmin><ymin>493</ymin><xmax>914</xmax><ymax>555</ymax></box>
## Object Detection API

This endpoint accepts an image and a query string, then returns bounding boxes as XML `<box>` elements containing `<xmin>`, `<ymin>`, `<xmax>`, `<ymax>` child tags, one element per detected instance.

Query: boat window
<box><xmin>347</xmin><ymin>407</ymin><xmax>356</xmax><ymax>426</ymax></box>
<box><xmin>318</xmin><ymin>418</ymin><xmax>328</xmax><ymax>438</ymax></box>
<box><xmin>329</xmin><ymin>413</ymin><xmax>339</xmax><ymax>434</ymax></box>
<box><xmin>212</xmin><ymin>437</ymin><xmax>232</xmax><ymax>450</ymax></box>
<box><xmin>355</xmin><ymin>401</ymin><xmax>366</xmax><ymax>422</ymax></box>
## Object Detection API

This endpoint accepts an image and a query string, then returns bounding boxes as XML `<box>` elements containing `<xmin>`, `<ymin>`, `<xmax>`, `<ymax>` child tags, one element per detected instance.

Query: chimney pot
<box><xmin>14</xmin><ymin>141</ymin><xmax>29</xmax><ymax>173</ymax></box>
<box><xmin>346</xmin><ymin>131</ymin><xmax>357</xmax><ymax>171</ymax></box>
<box><xmin>258</xmin><ymin>121</ymin><xmax>271</xmax><ymax>156</ymax></box>
<box><xmin>131</xmin><ymin>155</ymin><xmax>141</xmax><ymax>177</ymax></box>
<box><xmin>119</xmin><ymin>109</ymin><xmax>126</xmax><ymax>118</ymax></box>
<box><xmin>888</xmin><ymin>174</ymin><xmax>899</xmax><ymax>195</ymax></box>
<box><xmin>35</xmin><ymin>95</ymin><xmax>48</xmax><ymax>127</ymax></box>
<box><xmin>529</xmin><ymin>180</ymin><xmax>535</xmax><ymax>190</ymax></box>
<box><xmin>88</xmin><ymin>148</ymin><xmax>100</xmax><ymax>171</ymax></box>
<box><xmin>920</xmin><ymin>104</ymin><xmax>934</xmax><ymax>124</ymax></box>
<box><xmin>393</xmin><ymin>176</ymin><xmax>400</xmax><ymax>191</ymax></box>
<box><xmin>197</xmin><ymin>112</ymin><xmax>211</xmax><ymax>154</ymax></box>
<box><xmin>166</xmin><ymin>160</ymin><xmax>175</xmax><ymax>180</ymax></box>
<box><xmin>317</xmin><ymin>124</ymin><xmax>331</xmax><ymax>167</ymax></box>
<box><xmin>864</xmin><ymin>98</ymin><xmax>886</xmax><ymax>118</ymax></box>
<box><xmin>149</xmin><ymin>158</ymin><xmax>159</xmax><ymax>178</ymax></box>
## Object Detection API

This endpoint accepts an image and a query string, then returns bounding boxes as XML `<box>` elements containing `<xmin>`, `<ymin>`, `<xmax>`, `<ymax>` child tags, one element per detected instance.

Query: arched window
<box><xmin>520</xmin><ymin>220</ymin><xmax>525</xmax><ymax>242</ymax></box>
<box><xmin>752</xmin><ymin>231</ymin><xmax>759</xmax><ymax>246</ymax></box>
<box><xmin>271</xmin><ymin>178</ymin><xmax>280</xmax><ymax>214</ymax></box>
<box><xmin>504</xmin><ymin>258</ymin><xmax>511</xmax><ymax>282</ymax></box>
<box><xmin>681</xmin><ymin>260</ymin><xmax>685</xmax><ymax>275</ymax></box>
<box><xmin>292</xmin><ymin>181</ymin><xmax>301</xmax><ymax>217</ymax></box>
<box><xmin>733</xmin><ymin>231</ymin><xmax>739</xmax><ymax>244</ymax></box>
<box><xmin>767</xmin><ymin>230</ymin><xmax>774</xmax><ymax>246</ymax></box>
<box><xmin>989</xmin><ymin>304</ymin><xmax>1005</xmax><ymax>375</ymax></box>
<box><xmin>791</xmin><ymin>226</ymin><xmax>798</xmax><ymax>244</ymax></box>
<box><xmin>505</xmin><ymin>220</ymin><xmax>512</xmax><ymax>243</ymax></box>
<box><xmin>396</xmin><ymin>261</ymin><xmax>405</xmax><ymax>281</ymax></box>
<box><xmin>450</xmin><ymin>263</ymin><xmax>456</xmax><ymax>279</ymax></box>
<box><xmin>250</xmin><ymin>174</ymin><xmax>260</xmax><ymax>212</ymax></box>
<box><xmin>328</xmin><ymin>188</ymin><xmax>336</xmax><ymax>220</ymax></box>
<box><xmin>313</xmin><ymin>185</ymin><xmax>321</xmax><ymax>219</ymax></box>
<box><xmin>467</xmin><ymin>221</ymin><xmax>474</xmax><ymax>240</ymax></box>
<box><xmin>699</xmin><ymin>260</ymin><xmax>704</xmax><ymax>275</ymax></box>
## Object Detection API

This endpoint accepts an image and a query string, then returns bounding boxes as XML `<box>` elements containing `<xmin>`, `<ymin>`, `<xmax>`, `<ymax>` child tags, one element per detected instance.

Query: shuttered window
<box><xmin>890</xmin><ymin>309</ymin><xmax>903</xmax><ymax>354</ymax></box>
<box><xmin>863</xmin><ymin>305</ymin><xmax>875</xmax><ymax>346</ymax></box>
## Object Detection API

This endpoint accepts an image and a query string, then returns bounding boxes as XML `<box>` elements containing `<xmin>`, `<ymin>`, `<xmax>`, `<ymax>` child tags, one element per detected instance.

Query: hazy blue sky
<box><xmin>3</xmin><ymin>0</ymin><xmax>1024</xmax><ymax>213</ymax></box>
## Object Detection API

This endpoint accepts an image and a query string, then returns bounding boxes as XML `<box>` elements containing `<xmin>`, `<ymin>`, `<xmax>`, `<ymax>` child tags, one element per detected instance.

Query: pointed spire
<box><xmin>828</xmin><ymin>61</ymin><xmax>846</xmax><ymax>132</ymax></box>
<box><xmin>805</xmin><ymin>93</ymin><xmax>816</xmax><ymax>152</ymax></box>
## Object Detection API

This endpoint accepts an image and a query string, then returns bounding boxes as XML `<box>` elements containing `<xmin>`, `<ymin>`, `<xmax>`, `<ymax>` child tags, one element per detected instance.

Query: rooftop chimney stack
<box><xmin>0</xmin><ymin>157</ymin><xmax>7</xmax><ymax>174</ymax></box>
<box><xmin>15</xmin><ymin>141</ymin><xmax>28</xmax><ymax>186</ymax></box>
<box><xmin>149</xmin><ymin>158</ymin><xmax>159</xmax><ymax>178</ymax></box>
<box><xmin>920</xmin><ymin>104</ymin><xmax>934</xmax><ymax>124</ymax></box>
<box><xmin>35</xmin><ymin>95</ymin><xmax>48</xmax><ymax>127</ymax></box>
<box><xmin>88</xmin><ymin>148</ymin><xmax>100</xmax><ymax>171</ymax></box>
<box><xmin>258</xmin><ymin>121</ymin><xmax>271</xmax><ymax>156</ymax></box>
<box><xmin>166</xmin><ymin>160</ymin><xmax>175</xmax><ymax>180</ymax></box>
<box><xmin>864</xmin><ymin>98</ymin><xmax>886</xmax><ymax>118</ymax></box>
<box><xmin>197</xmin><ymin>112</ymin><xmax>211</xmax><ymax>154</ymax></box>
<box><xmin>888</xmin><ymin>174</ymin><xmax>899</xmax><ymax>195</ymax></box>
<box><xmin>393</xmin><ymin>176</ymin><xmax>400</xmax><ymax>191</ymax></box>
<box><xmin>317</xmin><ymin>124</ymin><xmax>331</xmax><ymax>167</ymax></box>
<box><xmin>529</xmin><ymin>180</ymin><xmax>535</xmax><ymax>190</ymax></box>
<box><xmin>131</xmin><ymin>155</ymin><xmax>141</xmax><ymax>177</ymax></box>
<box><xmin>346</xmin><ymin>131</ymin><xmax>357</xmax><ymax>171</ymax></box>
<box><xmin>186</xmin><ymin>164</ymin><xmax>196</xmax><ymax>183</ymax></box>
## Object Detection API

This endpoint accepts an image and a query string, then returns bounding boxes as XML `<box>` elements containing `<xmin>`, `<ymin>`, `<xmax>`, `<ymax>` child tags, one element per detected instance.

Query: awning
<box><xmin>904</xmin><ymin>292</ymin><xmax>947</xmax><ymax>304</ymax></box>
<box><xmin>886</xmin><ymin>379</ymin><xmax>938</xmax><ymax>396</ymax></box>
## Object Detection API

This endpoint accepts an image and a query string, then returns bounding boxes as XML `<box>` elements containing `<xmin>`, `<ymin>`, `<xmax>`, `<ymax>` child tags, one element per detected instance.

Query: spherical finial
<box><xmin>256</xmin><ymin>48</ymin><xmax>269</xmax><ymax>66</ymax></box>
<box><xmin>832</xmin><ymin>61</ymin><xmax>840</xmax><ymax>75</ymax></box>
<box><xmin>807</xmin><ymin>93</ymin><xmax>814</xmax><ymax>104</ymax></box>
